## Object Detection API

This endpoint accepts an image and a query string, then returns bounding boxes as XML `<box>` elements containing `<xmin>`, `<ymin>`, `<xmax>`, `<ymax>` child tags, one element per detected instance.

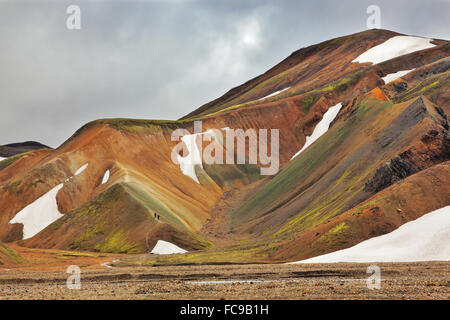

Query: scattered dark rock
<box><xmin>393</xmin><ymin>81</ymin><xmax>408</xmax><ymax>93</ymax></box>
<box><xmin>364</xmin><ymin>154</ymin><xmax>417</xmax><ymax>193</ymax></box>
<box><xmin>365</xmin><ymin>123</ymin><xmax>450</xmax><ymax>194</ymax></box>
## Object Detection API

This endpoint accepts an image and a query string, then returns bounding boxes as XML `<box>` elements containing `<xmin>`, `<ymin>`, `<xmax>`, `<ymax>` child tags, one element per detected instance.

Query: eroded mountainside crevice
<box><xmin>365</xmin><ymin>97</ymin><xmax>449</xmax><ymax>193</ymax></box>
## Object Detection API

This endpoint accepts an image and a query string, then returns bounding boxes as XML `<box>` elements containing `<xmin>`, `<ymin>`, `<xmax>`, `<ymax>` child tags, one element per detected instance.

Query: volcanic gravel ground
<box><xmin>0</xmin><ymin>262</ymin><xmax>448</xmax><ymax>299</ymax></box>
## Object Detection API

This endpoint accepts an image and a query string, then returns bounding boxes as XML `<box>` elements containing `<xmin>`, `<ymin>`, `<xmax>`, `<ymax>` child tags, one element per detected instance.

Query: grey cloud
<box><xmin>0</xmin><ymin>0</ymin><xmax>449</xmax><ymax>147</ymax></box>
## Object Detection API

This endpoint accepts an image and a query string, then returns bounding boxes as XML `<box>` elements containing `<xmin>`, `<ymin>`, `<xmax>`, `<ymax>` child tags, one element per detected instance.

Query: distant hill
<box><xmin>0</xmin><ymin>241</ymin><xmax>25</xmax><ymax>265</ymax></box>
<box><xmin>0</xmin><ymin>141</ymin><xmax>52</xmax><ymax>157</ymax></box>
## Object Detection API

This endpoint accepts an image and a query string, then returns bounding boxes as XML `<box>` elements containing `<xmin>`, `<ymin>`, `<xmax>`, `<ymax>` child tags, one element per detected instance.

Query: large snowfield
<box><xmin>9</xmin><ymin>184</ymin><xmax>64</xmax><ymax>240</ymax></box>
<box><xmin>151</xmin><ymin>240</ymin><xmax>187</xmax><ymax>255</ymax></box>
<box><xmin>291</xmin><ymin>206</ymin><xmax>450</xmax><ymax>263</ymax></box>
<box><xmin>352</xmin><ymin>36</ymin><xmax>436</xmax><ymax>65</ymax></box>
<box><xmin>291</xmin><ymin>103</ymin><xmax>342</xmax><ymax>160</ymax></box>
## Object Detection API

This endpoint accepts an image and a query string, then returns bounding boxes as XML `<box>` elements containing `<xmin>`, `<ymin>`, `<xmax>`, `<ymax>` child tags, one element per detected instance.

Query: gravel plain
<box><xmin>0</xmin><ymin>262</ymin><xmax>448</xmax><ymax>300</ymax></box>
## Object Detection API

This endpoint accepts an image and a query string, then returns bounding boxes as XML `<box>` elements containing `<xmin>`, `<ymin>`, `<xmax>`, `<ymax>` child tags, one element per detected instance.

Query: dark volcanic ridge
<box><xmin>0</xmin><ymin>141</ymin><xmax>52</xmax><ymax>158</ymax></box>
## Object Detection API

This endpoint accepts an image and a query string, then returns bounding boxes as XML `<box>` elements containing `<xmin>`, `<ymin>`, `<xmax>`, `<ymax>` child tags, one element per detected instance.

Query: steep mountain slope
<box><xmin>0</xmin><ymin>29</ymin><xmax>448</xmax><ymax>264</ymax></box>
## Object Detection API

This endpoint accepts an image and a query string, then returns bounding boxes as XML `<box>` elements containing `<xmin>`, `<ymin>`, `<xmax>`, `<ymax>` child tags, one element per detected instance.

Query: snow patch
<box><xmin>151</xmin><ymin>240</ymin><xmax>187</xmax><ymax>255</ymax></box>
<box><xmin>291</xmin><ymin>206</ymin><xmax>450</xmax><ymax>263</ymax></box>
<box><xmin>102</xmin><ymin>170</ymin><xmax>110</xmax><ymax>184</ymax></box>
<box><xmin>74</xmin><ymin>163</ymin><xmax>88</xmax><ymax>176</ymax></box>
<box><xmin>177</xmin><ymin>133</ymin><xmax>204</xmax><ymax>183</ymax></box>
<box><xmin>0</xmin><ymin>156</ymin><xmax>7</xmax><ymax>161</ymax></box>
<box><xmin>352</xmin><ymin>36</ymin><xmax>436</xmax><ymax>65</ymax></box>
<box><xmin>9</xmin><ymin>184</ymin><xmax>64</xmax><ymax>240</ymax></box>
<box><xmin>291</xmin><ymin>103</ymin><xmax>342</xmax><ymax>160</ymax></box>
<box><xmin>382</xmin><ymin>69</ymin><xmax>414</xmax><ymax>84</ymax></box>
<box><xmin>176</xmin><ymin>129</ymin><xmax>217</xmax><ymax>183</ymax></box>
<box><xmin>258</xmin><ymin>87</ymin><xmax>290</xmax><ymax>100</ymax></box>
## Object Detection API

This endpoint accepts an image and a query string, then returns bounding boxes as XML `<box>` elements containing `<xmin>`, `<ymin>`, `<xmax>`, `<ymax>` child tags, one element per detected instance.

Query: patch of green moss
<box><xmin>321</xmin><ymin>70</ymin><xmax>366</xmax><ymax>93</ymax></box>
<box><xmin>328</xmin><ymin>222</ymin><xmax>348</xmax><ymax>235</ymax></box>
<box><xmin>303</xmin><ymin>95</ymin><xmax>319</xmax><ymax>112</ymax></box>
<box><xmin>0</xmin><ymin>242</ymin><xmax>26</xmax><ymax>264</ymax></box>
<box><xmin>94</xmin><ymin>228</ymin><xmax>143</xmax><ymax>254</ymax></box>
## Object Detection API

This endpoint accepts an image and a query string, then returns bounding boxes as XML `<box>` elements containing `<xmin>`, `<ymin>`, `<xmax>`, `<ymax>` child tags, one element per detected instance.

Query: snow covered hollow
<box><xmin>151</xmin><ymin>240</ymin><xmax>187</xmax><ymax>255</ymax></box>
<box><xmin>291</xmin><ymin>206</ymin><xmax>450</xmax><ymax>263</ymax></box>
<box><xmin>352</xmin><ymin>36</ymin><xmax>436</xmax><ymax>65</ymax></box>
<box><xmin>382</xmin><ymin>69</ymin><xmax>415</xmax><ymax>84</ymax></box>
<box><xmin>258</xmin><ymin>87</ymin><xmax>290</xmax><ymax>100</ymax></box>
<box><xmin>176</xmin><ymin>129</ymin><xmax>218</xmax><ymax>183</ymax></box>
<box><xmin>9</xmin><ymin>184</ymin><xmax>64</xmax><ymax>240</ymax></box>
<box><xmin>291</xmin><ymin>103</ymin><xmax>342</xmax><ymax>160</ymax></box>
<box><xmin>102</xmin><ymin>169</ymin><xmax>110</xmax><ymax>184</ymax></box>
<box><xmin>177</xmin><ymin>132</ymin><xmax>205</xmax><ymax>183</ymax></box>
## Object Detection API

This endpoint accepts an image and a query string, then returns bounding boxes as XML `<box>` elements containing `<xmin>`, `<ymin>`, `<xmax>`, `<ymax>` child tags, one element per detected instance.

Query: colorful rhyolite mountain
<box><xmin>0</xmin><ymin>29</ymin><xmax>449</xmax><ymax>265</ymax></box>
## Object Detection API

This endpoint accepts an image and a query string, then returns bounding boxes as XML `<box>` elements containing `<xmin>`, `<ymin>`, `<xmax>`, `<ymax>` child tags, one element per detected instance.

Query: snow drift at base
<box><xmin>151</xmin><ymin>240</ymin><xmax>188</xmax><ymax>255</ymax></box>
<box><xmin>290</xmin><ymin>206</ymin><xmax>450</xmax><ymax>263</ymax></box>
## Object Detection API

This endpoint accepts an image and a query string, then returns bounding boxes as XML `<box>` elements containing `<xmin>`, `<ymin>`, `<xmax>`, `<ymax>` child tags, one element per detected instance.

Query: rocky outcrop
<box><xmin>365</xmin><ymin>128</ymin><xmax>450</xmax><ymax>193</ymax></box>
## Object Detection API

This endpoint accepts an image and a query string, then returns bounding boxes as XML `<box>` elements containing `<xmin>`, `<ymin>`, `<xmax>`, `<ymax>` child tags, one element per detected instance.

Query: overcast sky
<box><xmin>1</xmin><ymin>0</ymin><xmax>449</xmax><ymax>147</ymax></box>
